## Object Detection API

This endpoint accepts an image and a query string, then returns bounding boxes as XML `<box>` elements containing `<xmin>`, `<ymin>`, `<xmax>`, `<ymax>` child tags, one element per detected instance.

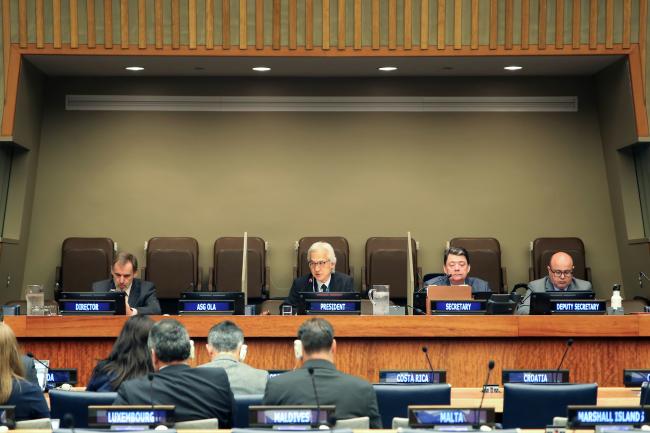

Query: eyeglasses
<box><xmin>308</xmin><ymin>260</ymin><xmax>330</xmax><ymax>268</ymax></box>
<box><xmin>550</xmin><ymin>269</ymin><xmax>573</xmax><ymax>277</ymax></box>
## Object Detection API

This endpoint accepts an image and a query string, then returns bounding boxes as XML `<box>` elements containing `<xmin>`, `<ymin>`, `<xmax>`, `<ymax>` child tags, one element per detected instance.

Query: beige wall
<box><xmin>20</xmin><ymin>75</ymin><xmax>621</xmax><ymax>300</ymax></box>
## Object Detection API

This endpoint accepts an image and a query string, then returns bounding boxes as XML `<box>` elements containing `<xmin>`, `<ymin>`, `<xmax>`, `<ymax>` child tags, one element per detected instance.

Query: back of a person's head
<box><xmin>0</xmin><ymin>323</ymin><xmax>25</xmax><ymax>403</ymax></box>
<box><xmin>103</xmin><ymin>315</ymin><xmax>154</xmax><ymax>389</ymax></box>
<box><xmin>208</xmin><ymin>320</ymin><xmax>244</xmax><ymax>352</ymax></box>
<box><xmin>148</xmin><ymin>319</ymin><xmax>191</xmax><ymax>363</ymax></box>
<box><xmin>297</xmin><ymin>318</ymin><xmax>334</xmax><ymax>355</ymax></box>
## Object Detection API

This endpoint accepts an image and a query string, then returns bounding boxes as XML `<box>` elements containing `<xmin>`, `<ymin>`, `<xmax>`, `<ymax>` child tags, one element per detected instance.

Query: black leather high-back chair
<box><xmin>49</xmin><ymin>390</ymin><xmax>118</xmax><ymax>428</ymax></box>
<box><xmin>449</xmin><ymin>237</ymin><xmax>506</xmax><ymax>293</ymax></box>
<box><xmin>364</xmin><ymin>237</ymin><xmax>420</xmax><ymax>300</ymax></box>
<box><xmin>57</xmin><ymin>237</ymin><xmax>115</xmax><ymax>294</ymax></box>
<box><xmin>502</xmin><ymin>383</ymin><xmax>598</xmax><ymax>429</ymax></box>
<box><xmin>372</xmin><ymin>383</ymin><xmax>451</xmax><ymax>428</ymax></box>
<box><xmin>233</xmin><ymin>394</ymin><xmax>264</xmax><ymax>427</ymax></box>
<box><xmin>212</xmin><ymin>237</ymin><xmax>268</xmax><ymax>300</ymax></box>
<box><xmin>530</xmin><ymin>237</ymin><xmax>590</xmax><ymax>281</ymax></box>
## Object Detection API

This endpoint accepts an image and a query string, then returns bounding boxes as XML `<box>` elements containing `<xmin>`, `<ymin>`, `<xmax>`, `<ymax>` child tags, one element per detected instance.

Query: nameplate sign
<box><xmin>567</xmin><ymin>406</ymin><xmax>650</xmax><ymax>428</ymax></box>
<box><xmin>624</xmin><ymin>370</ymin><xmax>650</xmax><ymax>387</ymax></box>
<box><xmin>408</xmin><ymin>406</ymin><xmax>495</xmax><ymax>428</ymax></box>
<box><xmin>47</xmin><ymin>368</ymin><xmax>77</xmax><ymax>387</ymax></box>
<box><xmin>430</xmin><ymin>300</ymin><xmax>486</xmax><ymax>314</ymax></box>
<box><xmin>379</xmin><ymin>370</ymin><xmax>446</xmax><ymax>384</ymax></box>
<box><xmin>0</xmin><ymin>406</ymin><xmax>16</xmax><ymax>429</ymax></box>
<box><xmin>304</xmin><ymin>300</ymin><xmax>361</xmax><ymax>315</ymax></box>
<box><xmin>550</xmin><ymin>300</ymin><xmax>606</xmax><ymax>314</ymax></box>
<box><xmin>178</xmin><ymin>300</ymin><xmax>235</xmax><ymax>315</ymax></box>
<box><xmin>502</xmin><ymin>369</ymin><xmax>569</xmax><ymax>384</ymax></box>
<box><xmin>88</xmin><ymin>405</ymin><xmax>175</xmax><ymax>428</ymax></box>
<box><xmin>60</xmin><ymin>300</ymin><xmax>115</xmax><ymax>315</ymax></box>
<box><xmin>249</xmin><ymin>405</ymin><xmax>335</xmax><ymax>429</ymax></box>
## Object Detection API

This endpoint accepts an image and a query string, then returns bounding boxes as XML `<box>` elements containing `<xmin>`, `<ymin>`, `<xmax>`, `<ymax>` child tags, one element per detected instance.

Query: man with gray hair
<box><xmin>285</xmin><ymin>241</ymin><xmax>354</xmax><ymax>308</ymax></box>
<box><xmin>199</xmin><ymin>320</ymin><xmax>268</xmax><ymax>395</ymax></box>
<box><xmin>114</xmin><ymin>319</ymin><xmax>234</xmax><ymax>426</ymax></box>
<box><xmin>263</xmin><ymin>318</ymin><xmax>381</xmax><ymax>428</ymax></box>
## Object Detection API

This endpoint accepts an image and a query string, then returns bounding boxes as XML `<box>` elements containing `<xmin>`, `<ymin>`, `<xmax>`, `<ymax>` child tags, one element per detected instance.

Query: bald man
<box><xmin>516</xmin><ymin>252</ymin><xmax>593</xmax><ymax>315</ymax></box>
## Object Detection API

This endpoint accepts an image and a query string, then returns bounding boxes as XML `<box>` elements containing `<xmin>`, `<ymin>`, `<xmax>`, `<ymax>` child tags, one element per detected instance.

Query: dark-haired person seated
<box><xmin>0</xmin><ymin>323</ymin><xmax>49</xmax><ymax>420</ymax></box>
<box><xmin>422</xmin><ymin>246</ymin><xmax>491</xmax><ymax>294</ymax></box>
<box><xmin>517</xmin><ymin>251</ymin><xmax>593</xmax><ymax>315</ymax></box>
<box><xmin>87</xmin><ymin>315</ymin><xmax>154</xmax><ymax>391</ymax></box>
<box><xmin>92</xmin><ymin>252</ymin><xmax>161</xmax><ymax>315</ymax></box>
<box><xmin>284</xmin><ymin>242</ymin><xmax>354</xmax><ymax>309</ymax></box>
<box><xmin>114</xmin><ymin>319</ymin><xmax>234</xmax><ymax>426</ymax></box>
<box><xmin>263</xmin><ymin>318</ymin><xmax>381</xmax><ymax>428</ymax></box>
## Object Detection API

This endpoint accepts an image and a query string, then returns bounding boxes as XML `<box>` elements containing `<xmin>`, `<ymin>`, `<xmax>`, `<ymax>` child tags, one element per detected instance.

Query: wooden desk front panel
<box><xmin>8</xmin><ymin>316</ymin><xmax>650</xmax><ymax>387</ymax></box>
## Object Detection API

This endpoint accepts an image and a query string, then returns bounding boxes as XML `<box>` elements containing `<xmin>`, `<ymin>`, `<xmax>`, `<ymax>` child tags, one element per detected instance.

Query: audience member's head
<box><xmin>547</xmin><ymin>251</ymin><xmax>575</xmax><ymax>290</ymax></box>
<box><xmin>0</xmin><ymin>323</ymin><xmax>25</xmax><ymax>403</ymax></box>
<box><xmin>111</xmin><ymin>252</ymin><xmax>139</xmax><ymax>291</ymax></box>
<box><xmin>307</xmin><ymin>242</ymin><xmax>337</xmax><ymax>283</ymax></box>
<box><xmin>148</xmin><ymin>319</ymin><xmax>191</xmax><ymax>369</ymax></box>
<box><xmin>297</xmin><ymin>318</ymin><xmax>336</xmax><ymax>361</ymax></box>
<box><xmin>206</xmin><ymin>321</ymin><xmax>245</xmax><ymax>360</ymax></box>
<box><xmin>98</xmin><ymin>315</ymin><xmax>154</xmax><ymax>389</ymax></box>
<box><xmin>443</xmin><ymin>246</ymin><xmax>471</xmax><ymax>285</ymax></box>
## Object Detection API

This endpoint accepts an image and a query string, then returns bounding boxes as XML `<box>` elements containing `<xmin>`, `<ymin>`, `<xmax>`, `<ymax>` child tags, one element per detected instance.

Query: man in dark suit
<box><xmin>113</xmin><ymin>319</ymin><xmax>234</xmax><ymax>426</ymax></box>
<box><xmin>92</xmin><ymin>252</ymin><xmax>161</xmax><ymax>315</ymax></box>
<box><xmin>284</xmin><ymin>242</ymin><xmax>354</xmax><ymax>308</ymax></box>
<box><xmin>422</xmin><ymin>246</ymin><xmax>491</xmax><ymax>295</ymax></box>
<box><xmin>263</xmin><ymin>318</ymin><xmax>381</xmax><ymax>428</ymax></box>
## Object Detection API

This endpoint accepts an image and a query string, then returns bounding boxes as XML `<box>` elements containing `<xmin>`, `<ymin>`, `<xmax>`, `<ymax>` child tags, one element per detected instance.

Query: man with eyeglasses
<box><xmin>283</xmin><ymin>241</ymin><xmax>354</xmax><ymax>310</ymax></box>
<box><xmin>517</xmin><ymin>251</ymin><xmax>592</xmax><ymax>314</ymax></box>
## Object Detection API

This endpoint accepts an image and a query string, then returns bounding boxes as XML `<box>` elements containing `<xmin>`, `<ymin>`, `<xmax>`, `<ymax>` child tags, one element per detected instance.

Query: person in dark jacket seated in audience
<box><xmin>0</xmin><ymin>323</ymin><xmax>49</xmax><ymax>420</ymax></box>
<box><xmin>114</xmin><ymin>319</ymin><xmax>234</xmax><ymax>426</ymax></box>
<box><xmin>422</xmin><ymin>246</ymin><xmax>491</xmax><ymax>294</ymax></box>
<box><xmin>284</xmin><ymin>241</ymin><xmax>354</xmax><ymax>309</ymax></box>
<box><xmin>263</xmin><ymin>318</ymin><xmax>381</xmax><ymax>428</ymax></box>
<box><xmin>92</xmin><ymin>252</ymin><xmax>161</xmax><ymax>315</ymax></box>
<box><xmin>87</xmin><ymin>315</ymin><xmax>154</xmax><ymax>391</ymax></box>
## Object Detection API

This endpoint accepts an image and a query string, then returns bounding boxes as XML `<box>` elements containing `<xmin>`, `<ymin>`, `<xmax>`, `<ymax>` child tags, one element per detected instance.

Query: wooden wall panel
<box><xmin>289</xmin><ymin>0</ymin><xmax>297</xmax><ymax>49</ymax></box>
<box><xmin>172</xmin><ymin>0</ymin><xmax>180</xmax><ymax>49</ymax></box>
<box><xmin>139</xmin><ymin>0</ymin><xmax>147</xmax><ymax>48</ymax></box>
<box><xmin>622</xmin><ymin>0</ymin><xmax>630</xmax><ymax>48</ymax></box>
<box><xmin>70</xmin><ymin>0</ymin><xmax>79</xmax><ymax>48</ymax></box>
<box><xmin>420</xmin><ymin>0</ymin><xmax>428</xmax><ymax>49</ymax></box>
<box><xmin>453</xmin><ymin>0</ymin><xmax>462</xmax><ymax>49</ymax></box>
<box><xmin>205</xmin><ymin>0</ymin><xmax>214</xmax><ymax>49</ymax></box>
<box><xmin>36</xmin><ymin>0</ymin><xmax>45</xmax><ymax>48</ymax></box>
<box><xmin>104</xmin><ymin>0</ymin><xmax>113</xmax><ymax>48</ymax></box>
<box><xmin>641</xmin><ymin>0</ymin><xmax>648</xmax><ymax>81</ymax></box>
<box><xmin>256</xmin><ymin>0</ymin><xmax>264</xmax><ymax>49</ymax></box>
<box><xmin>403</xmin><ymin>0</ymin><xmax>411</xmax><ymax>49</ymax></box>
<box><xmin>437</xmin><ymin>0</ymin><xmax>445</xmax><ymax>49</ymax></box>
<box><xmin>305</xmin><ymin>0</ymin><xmax>313</xmax><ymax>49</ymax></box>
<box><xmin>240</xmin><ymin>0</ymin><xmax>247</xmax><ymax>48</ymax></box>
<box><xmin>470</xmin><ymin>0</ymin><xmax>478</xmax><ymax>49</ymax></box>
<box><xmin>572</xmin><ymin>0</ymin><xmax>580</xmax><ymax>48</ymax></box>
<box><xmin>605</xmin><ymin>0</ymin><xmax>613</xmax><ymax>49</ymax></box>
<box><xmin>521</xmin><ymin>0</ymin><xmax>529</xmax><ymax>49</ymax></box>
<box><xmin>1</xmin><ymin>0</ymin><xmax>10</xmax><ymax>86</ymax></box>
<box><xmin>189</xmin><ymin>0</ymin><xmax>197</xmax><ymax>49</ymax></box>
<box><xmin>155</xmin><ymin>0</ymin><xmax>163</xmax><ymax>48</ymax></box>
<box><xmin>538</xmin><ymin>0</ymin><xmax>546</xmax><ymax>49</ymax></box>
<box><xmin>53</xmin><ymin>0</ymin><xmax>62</xmax><ymax>48</ymax></box>
<box><xmin>338</xmin><ymin>0</ymin><xmax>345</xmax><ymax>49</ymax></box>
<box><xmin>489</xmin><ymin>0</ymin><xmax>497</xmax><ymax>50</ymax></box>
<box><xmin>388</xmin><ymin>0</ymin><xmax>396</xmax><ymax>49</ymax></box>
<box><xmin>555</xmin><ymin>0</ymin><xmax>563</xmax><ymax>49</ymax></box>
<box><xmin>18</xmin><ymin>0</ymin><xmax>27</xmax><ymax>48</ymax></box>
<box><xmin>87</xmin><ymin>0</ymin><xmax>96</xmax><ymax>48</ymax></box>
<box><xmin>372</xmin><ymin>0</ymin><xmax>379</xmax><ymax>49</ymax></box>
<box><xmin>589</xmin><ymin>0</ymin><xmax>597</xmax><ymax>49</ymax></box>
<box><xmin>120</xmin><ymin>0</ymin><xmax>129</xmax><ymax>49</ymax></box>
<box><xmin>504</xmin><ymin>0</ymin><xmax>512</xmax><ymax>50</ymax></box>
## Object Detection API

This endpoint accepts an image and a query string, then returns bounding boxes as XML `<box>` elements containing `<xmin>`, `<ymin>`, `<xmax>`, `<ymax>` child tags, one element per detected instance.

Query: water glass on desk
<box><xmin>369</xmin><ymin>284</ymin><xmax>390</xmax><ymax>315</ymax></box>
<box><xmin>25</xmin><ymin>285</ymin><xmax>44</xmax><ymax>316</ymax></box>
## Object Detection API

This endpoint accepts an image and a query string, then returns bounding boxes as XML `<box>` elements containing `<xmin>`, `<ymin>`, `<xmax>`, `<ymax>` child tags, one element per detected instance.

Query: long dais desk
<box><xmin>7</xmin><ymin>315</ymin><xmax>650</xmax><ymax>387</ymax></box>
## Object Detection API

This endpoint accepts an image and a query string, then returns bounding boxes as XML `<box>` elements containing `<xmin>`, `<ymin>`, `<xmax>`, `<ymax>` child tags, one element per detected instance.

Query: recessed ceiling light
<box><xmin>378</xmin><ymin>66</ymin><xmax>398</xmax><ymax>71</ymax></box>
<box><xmin>252</xmin><ymin>66</ymin><xmax>271</xmax><ymax>72</ymax></box>
<box><xmin>125</xmin><ymin>66</ymin><xmax>144</xmax><ymax>71</ymax></box>
<box><xmin>504</xmin><ymin>65</ymin><xmax>523</xmax><ymax>71</ymax></box>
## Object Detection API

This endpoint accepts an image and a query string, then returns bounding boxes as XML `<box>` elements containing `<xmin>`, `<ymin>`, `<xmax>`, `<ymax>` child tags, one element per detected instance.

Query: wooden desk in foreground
<box><xmin>7</xmin><ymin>315</ymin><xmax>650</xmax><ymax>387</ymax></box>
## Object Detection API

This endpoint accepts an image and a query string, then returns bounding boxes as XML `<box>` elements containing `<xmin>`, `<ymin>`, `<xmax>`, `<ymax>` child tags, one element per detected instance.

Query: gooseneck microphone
<box><xmin>478</xmin><ymin>360</ymin><xmax>495</xmax><ymax>411</ymax></box>
<box><xmin>405</xmin><ymin>304</ymin><xmax>426</xmax><ymax>315</ymax></box>
<box><xmin>148</xmin><ymin>373</ymin><xmax>155</xmax><ymax>408</ymax></box>
<box><xmin>422</xmin><ymin>347</ymin><xmax>435</xmax><ymax>373</ymax></box>
<box><xmin>26</xmin><ymin>352</ymin><xmax>49</xmax><ymax>370</ymax></box>
<box><xmin>556</xmin><ymin>338</ymin><xmax>574</xmax><ymax>372</ymax></box>
<box><xmin>307</xmin><ymin>367</ymin><xmax>326</xmax><ymax>427</ymax></box>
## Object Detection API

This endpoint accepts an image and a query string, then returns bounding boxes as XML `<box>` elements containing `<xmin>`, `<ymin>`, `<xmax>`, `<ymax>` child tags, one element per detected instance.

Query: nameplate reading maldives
<box><xmin>431</xmin><ymin>300</ymin><xmax>486</xmax><ymax>314</ymax></box>
<box><xmin>179</xmin><ymin>301</ymin><xmax>232</xmax><ymax>313</ymax></box>
<box><xmin>568</xmin><ymin>406</ymin><xmax>650</xmax><ymax>428</ymax></box>
<box><xmin>551</xmin><ymin>300</ymin><xmax>606</xmax><ymax>314</ymax></box>
<box><xmin>379</xmin><ymin>370</ymin><xmax>446</xmax><ymax>384</ymax></box>
<box><xmin>305</xmin><ymin>301</ymin><xmax>360</xmax><ymax>313</ymax></box>
<box><xmin>502</xmin><ymin>370</ymin><xmax>569</xmax><ymax>384</ymax></box>
<box><xmin>249</xmin><ymin>405</ymin><xmax>335</xmax><ymax>428</ymax></box>
<box><xmin>88</xmin><ymin>406</ymin><xmax>175</xmax><ymax>427</ymax></box>
<box><xmin>409</xmin><ymin>407</ymin><xmax>495</xmax><ymax>427</ymax></box>
<box><xmin>61</xmin><ymin>301</ymin><xmax>113</xmax><ymax>313</ymax></box>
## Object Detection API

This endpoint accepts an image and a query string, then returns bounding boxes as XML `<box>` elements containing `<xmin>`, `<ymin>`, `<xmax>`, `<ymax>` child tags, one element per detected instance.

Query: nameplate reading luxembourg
<box><xmin>502</xmin><ymin>369</ymin><xmax>569</xmax><ymax>384</ymax></box>
<box><xmin>87</xmin><ymin>405</ymin><xmax>175</xmax><ymax>428</ymax></box>
<box><xmin>379</xmin><ymin>370</ymin><xmax>447</xmax><ymax>384</ymax></box>
<box><xmin>567</xmin><ymin>406</ymin><xmax>650</xmax><ymax>428</ymax></box>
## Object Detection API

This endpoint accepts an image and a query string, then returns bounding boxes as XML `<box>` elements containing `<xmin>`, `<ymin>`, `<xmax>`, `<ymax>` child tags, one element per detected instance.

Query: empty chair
<box><xmin>210</xmin><ymin>237</ymin><xmax>268</xmax><ymax>300</ymax></box>
<box><xmin>56</xmin><ymin>237</ymin><xmax>115</xmax><ymax>294</ymax></box>
<box><xmin>530</xmin><ymin>237</ymin><xmax>590</xmax><ymax>281</ymax></box>
<box><xmin>502</xmin><ymin>383</ymin><xmax>597</xmax><ymax>429</ymax></box>
<box><xmin>294</xmin><ymin>237</ymin><xmax>351</xmax><ymax>278</ymax></box>
<box><xmin>145</xmin><ymin>237</ymin><xmax>200</xmax><ymax>314</ymax></box>
<box><xmin>449</xmin><ymin>237</ymin><xmax>507</xmax><ymax>293</ymax></box>
<box><xmin>373</xmin><ymin>383</ymin><xmax>451</xmax><ymax>429</ymax></box>
<box><xmin>49</xmin><ymin>390</ymin><xmax>117</xmax><ymax>428</ymax></box>
<box><xmin>364</xmin><ymin>237</ymin><xmax>420</xmax><ymax>300</ymax></box>
<box><xmin>233</xmin><ymin>394</ymin><xmax>263</xmax><ymax>428</ymax></box>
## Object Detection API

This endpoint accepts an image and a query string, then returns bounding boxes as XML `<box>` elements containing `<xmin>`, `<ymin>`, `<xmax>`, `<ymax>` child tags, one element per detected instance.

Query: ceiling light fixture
<box><xmin>504</xmin><ymin>65</ymin><xmax>523</xmax><ymax>71</ymax></box>
<box><xmin>253</xmin><ymin>66</ymin><xmax>271</xmax><ymax>72</ymax></box>
<box><xmin>378</xmin><ymin>66</ymin><xmax>398</xmax><ymax>71</ymax></box>
<box><xmin>125</xmin><ymin>66</ymin><xmax>144</xmax><ymax>71</ymax></box>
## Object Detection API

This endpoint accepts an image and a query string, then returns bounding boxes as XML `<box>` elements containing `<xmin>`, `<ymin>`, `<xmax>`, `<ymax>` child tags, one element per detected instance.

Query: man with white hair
<box><xmin>284</xmin><ymin>241</ymin><xmax>354</xmax><ymax>308</ymax></box>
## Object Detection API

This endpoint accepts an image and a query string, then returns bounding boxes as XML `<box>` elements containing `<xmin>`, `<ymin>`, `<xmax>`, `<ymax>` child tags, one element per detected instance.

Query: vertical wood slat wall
<box><xmin>0</xmin><ymin>0</ymin><xmax>647</xmax><ymax>57</ymax></box>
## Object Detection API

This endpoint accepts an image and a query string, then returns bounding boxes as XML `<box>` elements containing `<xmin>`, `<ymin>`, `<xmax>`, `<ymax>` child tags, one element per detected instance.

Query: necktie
<box><xmin>320</xmin><ymin>284</ymin><xmax>327</xmax><ymax>292</ymax></box>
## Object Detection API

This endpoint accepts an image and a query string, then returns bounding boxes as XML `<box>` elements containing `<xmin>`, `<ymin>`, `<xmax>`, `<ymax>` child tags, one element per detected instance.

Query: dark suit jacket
<box><xmin>263</xmin><ymin>359</ymin><xmax>381</xmax><ymax>428</ymax></box>
<box><xmin>92</xmin><ymin>278</ymin><xmax>161</xmax><ymax>315</ymax></box>
<box><xmin>285</xmin><ymin>272</ymin><xmax>355</xmax><ymax>307</ymax></box>
<box><xmin>21</xmin><ymin>355</ymin><xmax>38</xmax><ymax>386</ymax></box>
<box><xmin>7</xmin><ymin>378</ymin><xmax>50</xmax><ymax>421</ymax></box>
<box><xmin>114</xmin><ymin>364</ymin><xmax>234</xmax><ymax>426</ymax></box>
